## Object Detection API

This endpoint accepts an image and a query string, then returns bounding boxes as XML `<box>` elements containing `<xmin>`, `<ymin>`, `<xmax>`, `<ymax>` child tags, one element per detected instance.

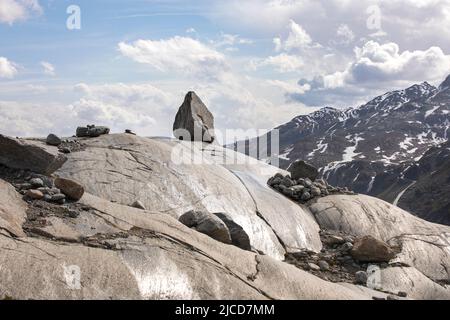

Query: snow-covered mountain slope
<box><xmin>229</xmin><ymin>75</ymin><xmax>450</xmax><ymax>224</ymax></box>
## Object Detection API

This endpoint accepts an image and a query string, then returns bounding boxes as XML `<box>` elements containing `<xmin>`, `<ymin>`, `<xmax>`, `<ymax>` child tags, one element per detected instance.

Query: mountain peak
<box><xmin>439</xmin><ymin>74</ymin><xmax>450</xmax><ymax>90</ymax></box>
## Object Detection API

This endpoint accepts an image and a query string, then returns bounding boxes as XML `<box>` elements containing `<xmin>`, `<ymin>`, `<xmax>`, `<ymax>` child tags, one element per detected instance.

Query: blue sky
<box><xmin>1</xmin><ymin>0</ymin><xmax>450</xmax><ymax>139</ymax></box>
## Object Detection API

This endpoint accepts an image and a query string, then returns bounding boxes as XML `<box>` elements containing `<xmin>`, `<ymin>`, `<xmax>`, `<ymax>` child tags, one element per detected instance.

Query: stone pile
<box><xmin>15</xmin><ymin>174</ymin><xmax>84</xmax><ymax>205</ymax></box>
<box><xmin>285</xmin><ymin>230</ymin><xmax>402</xmax><ymax>298</ymax></box>
<box><xmin>268</xmin><ymin>172</ymin><xmax>354</xmax><ymax>203</ymax></box>
<box><xmin>76</xmin><ymin>125</ymin><xmax>110</xmax><ymax>138</ymax></box>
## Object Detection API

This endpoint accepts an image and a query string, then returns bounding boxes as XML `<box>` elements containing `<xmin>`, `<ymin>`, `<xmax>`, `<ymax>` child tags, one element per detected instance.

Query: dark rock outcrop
<box><xmin>0</xmin><ymin>135</ymin><xmax>67</xmax><ymax>175</ymax></box>
<box><xmin>173</xmin><ymin>92</ymin><xmax>215</xmax><ymax>143</ymax></box>
<box><xmin>288</xmin><ymin>160</ymin><xmax>319</xmax><ymax>181</ymax></box>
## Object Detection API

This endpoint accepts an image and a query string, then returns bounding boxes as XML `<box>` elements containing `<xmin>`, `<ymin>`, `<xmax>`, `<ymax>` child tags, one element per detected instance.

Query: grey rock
<box><xmin>398</xmin><ymin>291</ymin><xmax>408</xmax><ymax>298</ymax></box>
<box><xmin>355</xmin><ymin>271</ymin><xmax>368</xmax><ymax>285</ymax></box>
<box><xmin>301</xmin><ymin>192</ymin><xmax>311</xmax><ymax>201</ymax></box>
<box><xmin>311</xmin><ymin>187</ymin><xmax>321</xmax><ymax>197</ymax></box>
<box><xmin>51</xmin><ymin>193</ymin><xmax>66</xmax><ymax>202</ymax></box>
<box><xmin>308</xmin><ymin>263</ymin><xmax>321</xmax><ymax>271</ymax></box>
<box><xmin>340</xmin><ymin>242</ymin><xmax>354</xmax><ymax>252</ymax></box>
<box><xmin>179</xmin><ymin>210</ymin><xmax>232</xmax><ymax>245</ymax></box>
<box><xmin>0</xmin><ymin>135</ymin><xmax>67</xmax><ymax>175</ymax></box>
<box><xmin>304</xmin><ymin>178</ymin><xmax>313</xmax><ymax>187</ymax></box>
<box><xmin>288</xmin><ymin>160</ymin><xmax>319</xmax><ymax>181</ymax></box>
<box><xmin>29</xmin><ymin>178</ymin><xmax>44</xmax><ymax>188</ymax></box>
<box><xmin>173</xmin><ymin>92</ymin><xmax>215</xmax><ymax>143</ymax></box>
<box><xmin>46</xmin><ymin>134</ymin><xmax>62</xmax><ymax>146</ymax></box>
<box><xmin>280</xmin><ymin>176</ymin><xmax>294</xmax><ymax>187</ymax></box>
<box><xmin>214</xmin><ymin>213</ymin><xmax>252</xmax><ymax>251</ymax></box>
<box><xmin>318</xmin><ymin>260</ymin><xmax>330</xmax><ymax>271</ymax></box>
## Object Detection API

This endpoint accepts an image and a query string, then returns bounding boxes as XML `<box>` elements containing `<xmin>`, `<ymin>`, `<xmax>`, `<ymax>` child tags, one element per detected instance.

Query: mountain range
<box><xmin>230</xmin><ymin>75</ymin><xmax>450</xmax><ymax>225</ymax></box>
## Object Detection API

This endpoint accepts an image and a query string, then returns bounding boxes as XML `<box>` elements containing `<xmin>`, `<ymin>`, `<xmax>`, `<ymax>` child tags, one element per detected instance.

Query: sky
<box><xmin>1</xmin><ymin>0</ymin><xmax>450</xmax><ymax>140</ymax></box>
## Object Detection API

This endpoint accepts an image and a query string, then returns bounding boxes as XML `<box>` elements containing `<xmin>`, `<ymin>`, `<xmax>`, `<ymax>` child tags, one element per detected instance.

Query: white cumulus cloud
<box><xmin>0</xmin><ymin>57</ymin><xmax>18</xmax><ymax>78</ymax></box>
<box><xmin>0</xmin><ymin>0</ymin><xmax>42</xmax><ymax>25</ymax></box>
<box><xmin>118</xmin><ymin>36</ymin><xmax>228</xmax><ymax>79</ymax></box>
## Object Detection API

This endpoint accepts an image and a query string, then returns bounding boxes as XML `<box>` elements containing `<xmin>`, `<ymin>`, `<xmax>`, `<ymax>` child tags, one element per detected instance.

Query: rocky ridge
<box><xmin>0</xmin><ymin>92</ymin><xmax>449</xmax><ymax>300</ymax></box>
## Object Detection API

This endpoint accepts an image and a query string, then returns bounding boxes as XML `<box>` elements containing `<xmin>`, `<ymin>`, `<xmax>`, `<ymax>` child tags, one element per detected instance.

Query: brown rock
<box><xmin>54</xmin><ymin>178</ymin><xmax>84</xmax><ymax>201</ymax></box>
<box><xmin>25</xmin><ymin>189</ymin><xmax>44</xmax><ymax>200</ymax></box>
<box><xmin>351</xmin><ymin>235</ymin><xmax>396</xmax><ymax>262</ymax></box>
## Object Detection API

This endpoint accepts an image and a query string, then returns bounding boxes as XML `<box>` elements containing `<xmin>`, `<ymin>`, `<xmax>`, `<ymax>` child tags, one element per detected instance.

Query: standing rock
<box><xmin>179</xmin><ymin>210</ymin><xmax>232</xmax><ymax>245</ymax></box>
<box><xmin>288</xmin><ymin>160</ymin><xmax>319</xmax><ymax>181</ymax></box>
<box><xmin>213</xmin><ymin>212</ymin><xmax>252</xmax><ymax>251</ymax></box>
<box><xmin>54</xmin><ymin>177</ymin><xmax>85</xmax><ymax>201</ymax></box>
<box><xmin>0</xmin><ymin>135</ymin><xmax>67</xmax><ymax>175</ymax></box>
<box><xmin>351</xmin><ymin>235</ymin><xmax>396</xmax><ymax>262</ymax></box>
<box><xmin>46</xmin><ymin>134</ymin><xmax>62</xmax><ymax>146</ymax></box>
<box><xmin>173</xmin><ymin>92</ymin><xmax>215</xmax><ymax>143</ymax></box>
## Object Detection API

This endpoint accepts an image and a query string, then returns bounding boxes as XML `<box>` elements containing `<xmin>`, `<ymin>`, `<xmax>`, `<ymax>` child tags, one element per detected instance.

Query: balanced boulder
<box><xmin>351</xmin><ymin>235</ymin><xmax>396</xmax><ymax>262</ymax></box>
<box><xmin>179</xmin><ymin>210</ymin><xmax>232</xmax><ymax>245</ymax></box>
<box><xmin>54</xmin><ymin>177</ymin><xmax>85</xmax><ymax>201</ymax></box>
<box><xmin>0</xmin><ymin>134</ymin><xmax>67</xmax><ymax>175</ymax></box>
<box><xmin>173</xmin><ymin>92</ymin><xmax>215</xmax><ymax>143</ymax></box>
<box><xmin>288</xmin><ymin>160</ymin><xmax>319</xmax><ymax>181</ymax></box>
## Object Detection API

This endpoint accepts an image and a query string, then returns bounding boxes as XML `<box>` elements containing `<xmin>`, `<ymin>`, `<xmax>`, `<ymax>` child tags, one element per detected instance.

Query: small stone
<box><xmin>51</xmin><ymin>193</ymin><xmax>66</xmax><ymax>202</ymax></box>
<box><xmin>318</xmin><ymin>260</ymin><xmax>330</xmax><ymax>271</ymax></box>
<box><xmin>340</xmin><ymin>242</ymin><xmax>354</xmax><ymax>251</ymax></box>
<box><xmin>59</xmin><ymin>147</ymin><xmax>71</xmax><ymax>154</ymax></box>
<box><xmin>280</xmin><ymin>176</ymin><xmax>294</xmax><ymax>188</ymax></box>
<box><xmin>311</xmin><ymin>187</ymin><xmax>321</xmax><ymax>197</ymax></box>
<box><xmin>125</xmin><ymin>129</ymin><xmax>136</xmax><ymax>135</ymax></box>
<box><xmin>25</xmin><ymin>189</ymin><xmax>44</xmax><ymax>200</ymax></box>
<box><xmin>307</xmin><ymin>263</ymin><xmax>321</xmax><ymax>271</ymax></box>
<box><xmin>30</xmin><ymin>178</ymin><xmax>44</xmax><ymax>188</ymax></box>
<box><xmin>46</xmin><ymin>134</ymin><xmax>62</xmax><ymax>146</ymax></box>
<box><xmin>43</xmin><ymin>194</ymin><xmax>52</xmax><ymax>202</ymax></box>
<box><xmin>304</xmin><ymin>178</ymin><xmax>313</xmax><ymax>187</ymax></box>
<box><xmin>398</xmin><ymin>291</ymin><xmax>408</xmax><ymax>298</ymax></box>
<box><xmin>16</xmin><ymin>183</ymin><xmax>32</xmax><ymax>190</ymax></box>
<box><xmin>131</xmin><ymin>200</ymin><xmax>146</xmax><ymax>210</ymax></box>
<box><xmin>301</xmin><ymin>192</ymin><xmax>311</xmax><ymax>201</ymax></box>
<box><xmin>68</xmin><ymin>210</ymin><xmax>80</xmax><ymax>218</ymax></box>
<box><xmin>355</xmin><ymin>271</ymin><xmax>368</xmax><ymax>285</ymax></box>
